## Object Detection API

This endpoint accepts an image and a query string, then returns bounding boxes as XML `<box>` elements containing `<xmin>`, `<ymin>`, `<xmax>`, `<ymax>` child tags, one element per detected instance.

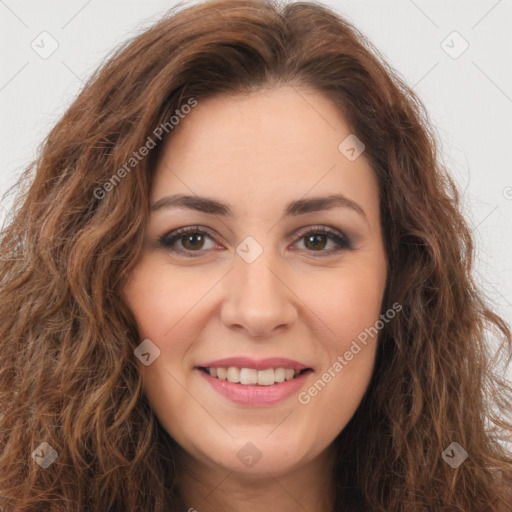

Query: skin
<box><xmin>122</xmin><ymin>86</ymin><xmax>388</xmax><ymax>512</ymax></box>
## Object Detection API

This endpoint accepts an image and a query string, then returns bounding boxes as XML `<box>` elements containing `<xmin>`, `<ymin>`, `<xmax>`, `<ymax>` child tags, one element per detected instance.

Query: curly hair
<box><xmin>1</xmin><ymin>0</ymin><xmax>511</xmax><ymax>510</ymax></box>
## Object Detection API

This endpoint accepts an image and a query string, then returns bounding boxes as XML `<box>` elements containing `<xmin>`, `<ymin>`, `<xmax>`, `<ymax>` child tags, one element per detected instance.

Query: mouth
<box><xmin>196</xmin><ymin>357</ymin><xmax>314</xmax><ymax>405</ymax></box>
<box><xmin>199</xmin><ymin>366</ymin><xmax>312</xmax><ymax>386</ymax></box>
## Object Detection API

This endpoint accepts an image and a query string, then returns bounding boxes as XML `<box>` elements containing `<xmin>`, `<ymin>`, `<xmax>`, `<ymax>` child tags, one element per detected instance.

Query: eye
<box><xmin>293</xmin><ymin>225</ymin><xmax>353</xmax><ymax>255</ymax></box>
<box><xmin>158</xmin><ymin>225</ymin><xmax>352</xmax><ymax>257</ymax></box>
<box><xmin>158</xmin><ymin>226</ymin><xmax>218</xmax><ymax>256</ymax></box>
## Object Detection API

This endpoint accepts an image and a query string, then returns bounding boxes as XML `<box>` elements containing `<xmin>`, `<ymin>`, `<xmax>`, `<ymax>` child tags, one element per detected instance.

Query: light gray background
<box><xmin>1</xmin><ymin>0</ymin><xmax>511</xmax><ymax>390</ymax></box>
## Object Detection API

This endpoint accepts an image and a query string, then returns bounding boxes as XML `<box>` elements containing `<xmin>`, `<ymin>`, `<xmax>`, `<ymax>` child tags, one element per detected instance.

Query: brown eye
<box><xmin>159</xmin><ymin>227</ymin><xmax>217</xmax><ymax>256</ymax></box>
<box><xmin>294</xmin><ymin>227</ymin><xmax>352</xmax><ymax>256</ymax></box>
<box><xmin>303</xmin><ymin>233</ymin><xmax>329</xmax><ymax>251</ymax></box>
<box><xmin>181</xmin><ymin>232</ymin><xmax>206</xmax><ymax>251</ymax></box>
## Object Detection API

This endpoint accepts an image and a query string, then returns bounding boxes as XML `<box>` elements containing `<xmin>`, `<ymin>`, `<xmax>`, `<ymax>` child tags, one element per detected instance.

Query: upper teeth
<box><xmin>207</xmin><ymin>367</ymin><xmax>300</xmax><ymax>386</ymax></box>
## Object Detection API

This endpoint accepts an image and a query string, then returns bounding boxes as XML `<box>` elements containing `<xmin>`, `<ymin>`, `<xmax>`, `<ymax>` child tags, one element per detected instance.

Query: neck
<box><xmin>175</xmin><ymin>444</ymin><xmax>337</xmax><ymax>512</ymax></box>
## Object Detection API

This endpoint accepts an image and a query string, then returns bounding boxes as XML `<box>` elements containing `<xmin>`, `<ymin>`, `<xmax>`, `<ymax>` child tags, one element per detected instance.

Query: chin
<box><xmin>194</xmin><ymin>432</ymin><xmax>315</xmax><ymax>476</ymax></box>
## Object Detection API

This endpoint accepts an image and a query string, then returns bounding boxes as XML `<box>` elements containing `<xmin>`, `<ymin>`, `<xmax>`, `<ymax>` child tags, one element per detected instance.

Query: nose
<box><xmin>220</xmin><ymin>250</ymin><xmax>297</xmax><ymax>338</ymax></box>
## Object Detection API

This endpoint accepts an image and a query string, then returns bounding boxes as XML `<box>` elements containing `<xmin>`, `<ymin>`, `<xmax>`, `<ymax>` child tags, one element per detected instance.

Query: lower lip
<box><xmin>197</xmin><ymin>369</ymin><xmax>311</xmax><ymax>406</ymax></box>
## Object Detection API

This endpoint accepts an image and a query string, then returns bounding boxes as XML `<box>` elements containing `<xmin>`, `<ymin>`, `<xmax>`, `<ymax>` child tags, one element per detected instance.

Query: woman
<box><xmin>1</xmin><ymin>0</ymin><xmax>511</xmax><ymax>510</ymax></box>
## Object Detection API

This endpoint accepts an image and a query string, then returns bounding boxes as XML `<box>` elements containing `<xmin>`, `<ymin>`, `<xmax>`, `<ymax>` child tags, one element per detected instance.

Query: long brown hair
<box><xmin>1</xmin><ymin>0</ymin><xmax>511</xmax><ymax>510</ymax></box>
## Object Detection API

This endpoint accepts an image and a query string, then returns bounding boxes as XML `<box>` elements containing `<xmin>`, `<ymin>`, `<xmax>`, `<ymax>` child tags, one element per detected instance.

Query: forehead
<box><xmin>152</xmin><ymin>86</ymin><xmax>379</xmax><ymax>222</ymax></box>
<box><xmin>160</xmin><ymin>86</ymin><xmax>350</xmax><ymax>165</ymax></box>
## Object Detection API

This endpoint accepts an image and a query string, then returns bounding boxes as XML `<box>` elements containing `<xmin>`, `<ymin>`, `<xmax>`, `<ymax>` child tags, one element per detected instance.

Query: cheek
<box><xmin>123</xmin><ymin>264</ymin><xmax>207</xmax><ymax>436</ymax></box>
<box><xmin>299</xmin><ymin>259</ymin><xmax>387</xmax><ymax>349</ymax></box>
<box><xmin>302</xmin><ymin>348</ymin><xmax>376</xmax><ymax>446</ymax></box>
<box><xmin>297</xmin><ymin>277</ymin><xmax>381</xmax><ymax>435</ymax></box>
<box><xmin>122</xmin><ymin>260</ymin><xmax>220</xmax><ymax>411</ymax></box>
<box><xmin>293</xmin><ymin>260</ymin><xmax>385</xmax><ymax>414</ymax></box>
<box><xmin>122</xmin><ymin>258</ymin><xmax>215</xmax><ymax>342</ymax></box>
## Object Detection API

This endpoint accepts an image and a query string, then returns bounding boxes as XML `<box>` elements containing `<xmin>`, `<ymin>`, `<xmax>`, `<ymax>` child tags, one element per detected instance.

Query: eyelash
<box><xmin>158</xmin><ymin>225</ymin><xmax>353</xmax><ymax>258</ymax></box>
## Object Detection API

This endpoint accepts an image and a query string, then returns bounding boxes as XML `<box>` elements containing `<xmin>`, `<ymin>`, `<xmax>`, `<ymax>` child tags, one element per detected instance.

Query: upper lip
<box><xmin>197</xmin><ymin>357</ymin><xmax>311</xmax><ymax>371</ymax></box>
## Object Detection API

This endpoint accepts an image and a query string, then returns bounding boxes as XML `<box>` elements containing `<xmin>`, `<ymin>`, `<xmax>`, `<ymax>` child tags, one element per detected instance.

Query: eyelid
<box><xmin>158</xmin><ymin>224</ymin><xmax>352</xmax><ymax>257</ymax></box>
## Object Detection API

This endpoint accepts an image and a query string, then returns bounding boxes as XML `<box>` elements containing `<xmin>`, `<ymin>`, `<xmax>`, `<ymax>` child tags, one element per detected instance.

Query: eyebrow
<box><xmin>150</xmin><ymin>193</ymin><xmax>368</xmax><ymax>222</ymax></box>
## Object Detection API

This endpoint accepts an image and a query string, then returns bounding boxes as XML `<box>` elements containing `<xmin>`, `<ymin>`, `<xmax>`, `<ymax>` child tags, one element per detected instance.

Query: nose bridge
<box><xmin>238</xmin><ymin>245</ymin><xmax>280</xmax><ymax>299</ymax></box>
<box><xmin>220</xmin><ymin>237</ymin><xmax>296</xmax><ymax>336</ymax></box>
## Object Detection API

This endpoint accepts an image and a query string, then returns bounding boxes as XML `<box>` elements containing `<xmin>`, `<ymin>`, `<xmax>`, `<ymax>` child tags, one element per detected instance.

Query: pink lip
<box><xmin>197</xmin><ymin>368</ymin><xmax>311</xmax><ymax>406</ymax></box>
<box><xmin>197</xmin><ymin>356</ymin><xmax>310</xmax><ymax>371</ymax></box>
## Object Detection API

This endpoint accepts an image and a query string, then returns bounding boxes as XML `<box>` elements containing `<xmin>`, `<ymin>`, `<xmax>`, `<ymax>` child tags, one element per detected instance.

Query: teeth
<box><xmin>257</xmin><ymin>368</ymin><xmax>274</xmax><ymax>386</ymax></box>
<box><xmin>227</xmin><ymin>367</ymin><xmax>240</xmax><ymax>383</ymax></box>
<box><xmin>240</xmin><ymin>368</ymin><xmax>258</xmax><ymax>385</ymax></box>
<box><xmin>206</xmin><ymin>366</ymin><xmax>305</xmax><ymax>385</ymax></box>
<box><xmin>274</xmin><ymin>368</ymin><xmax>285</xmax><ymax>382</ymax></box>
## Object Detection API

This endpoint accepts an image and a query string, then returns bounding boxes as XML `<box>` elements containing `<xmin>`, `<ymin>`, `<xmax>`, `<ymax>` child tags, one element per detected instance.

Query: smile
<box><xmin>196</xmin><ymin>356</ymin><xmax>313</xmax><ymax>405</ymax></box>
<box><xmin>201</xmin><ymin>366</ymin><xmax>311</xmax><ymax>386</ymax></box>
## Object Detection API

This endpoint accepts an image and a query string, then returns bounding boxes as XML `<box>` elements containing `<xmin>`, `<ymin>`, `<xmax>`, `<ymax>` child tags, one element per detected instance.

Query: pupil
<box><xmin>184</xmin><ymin>234</ymin><xmax>203</xmax><ymax>250</ymax></box>
<box><xmin>306</xmin><ymin>234</ymin><xmax>326</xmax><ymax>250</ymax></box>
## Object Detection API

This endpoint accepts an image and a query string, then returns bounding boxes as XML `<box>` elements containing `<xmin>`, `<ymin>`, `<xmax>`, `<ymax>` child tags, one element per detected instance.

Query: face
<box><xmin>122</xmin><ymin>86</ymin><xmax>388</xmax><ymax>478</ymax></box>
